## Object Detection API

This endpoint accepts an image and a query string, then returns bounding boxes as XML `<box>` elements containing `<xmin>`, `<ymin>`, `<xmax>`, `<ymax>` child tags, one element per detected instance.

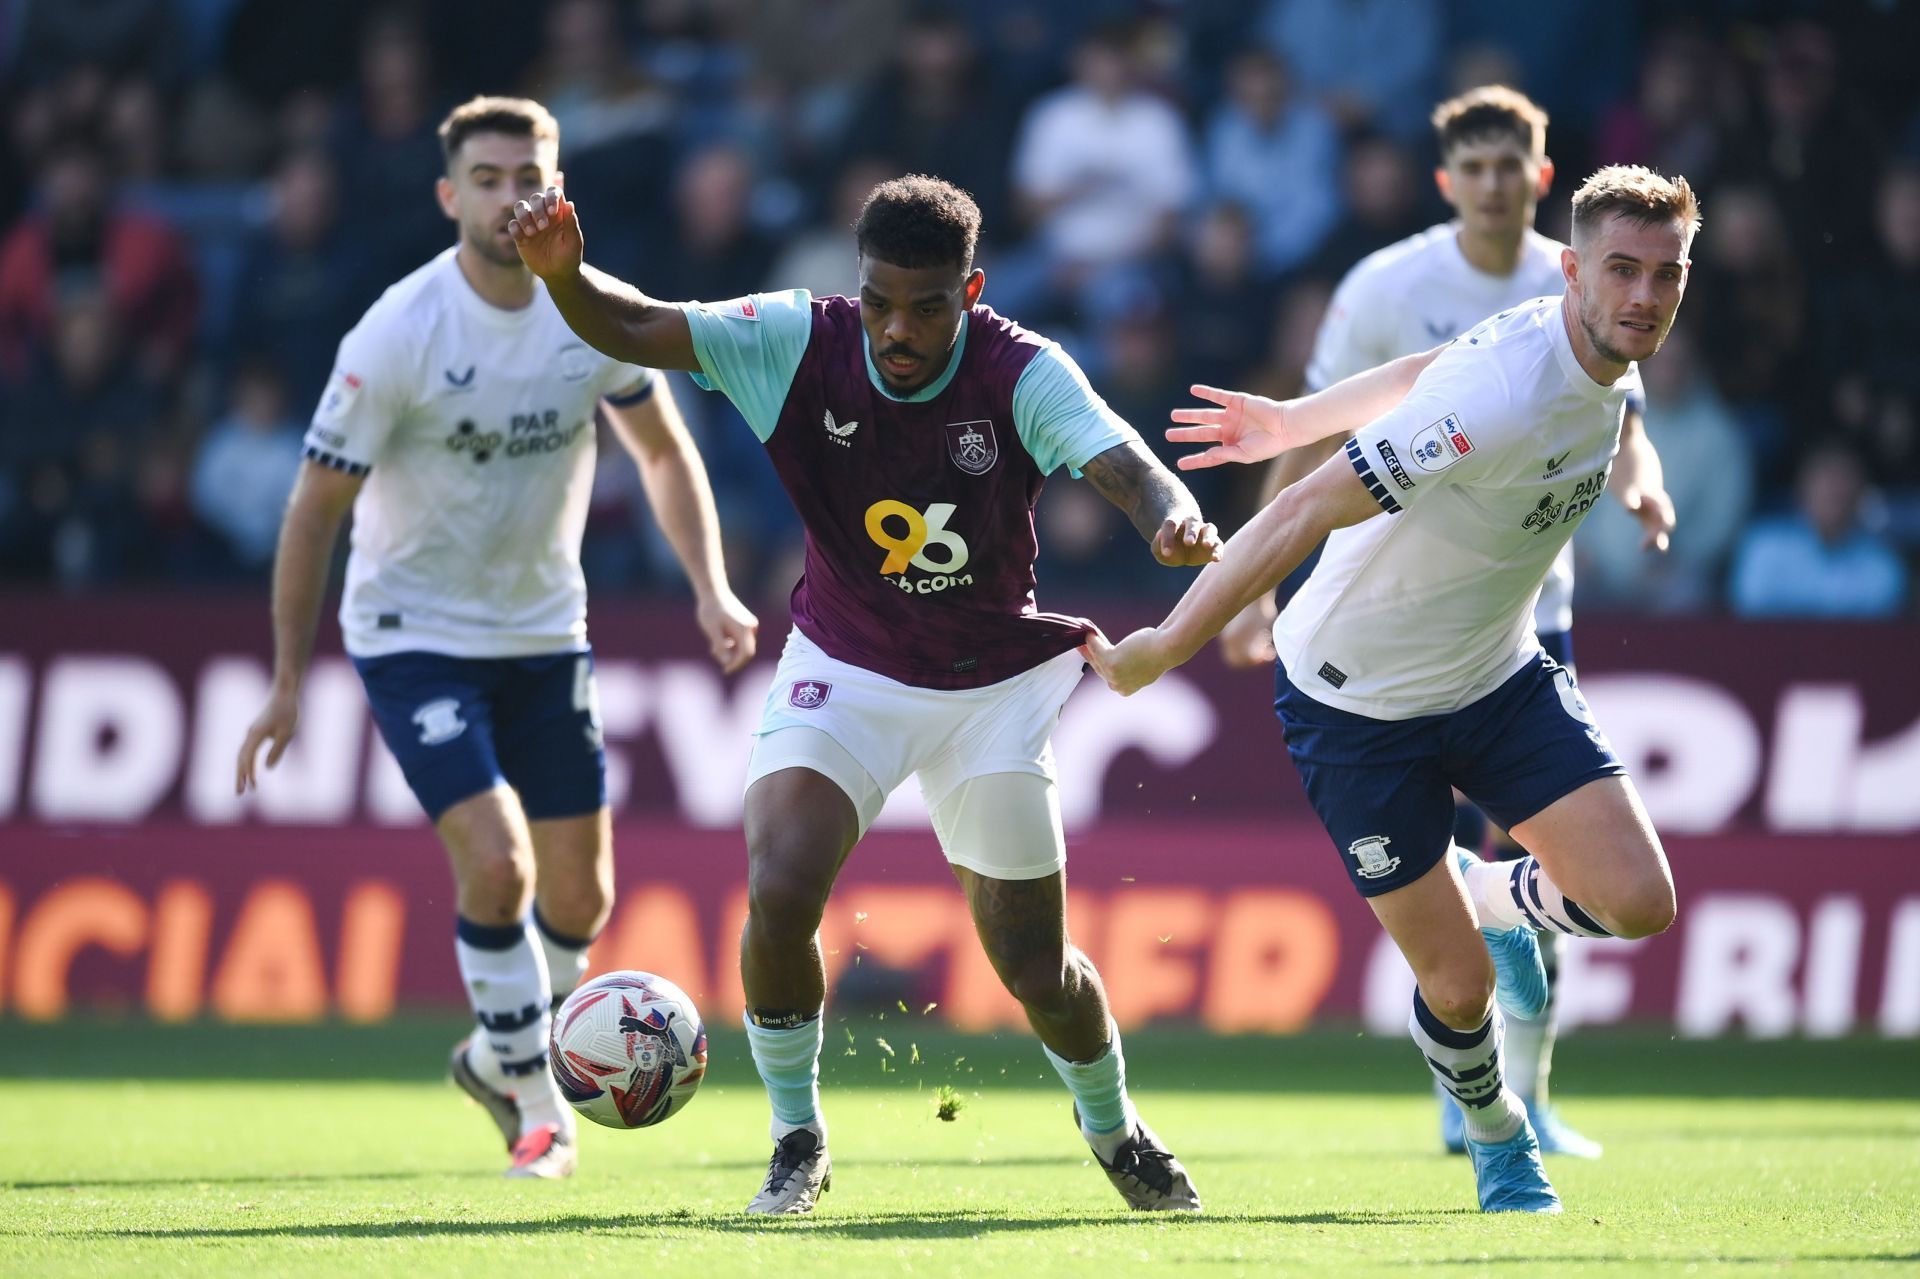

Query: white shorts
<box><xmin>743</xmin><ymin>628</ymin><xmax>1085</xmax><ymax>879</ymax></box>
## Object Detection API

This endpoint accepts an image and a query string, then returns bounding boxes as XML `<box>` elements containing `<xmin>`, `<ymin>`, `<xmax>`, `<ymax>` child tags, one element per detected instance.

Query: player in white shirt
<box><xmin>233</xmin><ymin>97</ymin><xmax>757</xmax><ymax>1179</ymax></box>
<box><xmin>1218</xmin><ymin>88</ymin><xmax>1677</xmax><ymax>1160</ymax></box>
<box><xmin>1084</xmin><ymin>166</ymin><xmax>1697</xmax><ymax>1213</ymax></box>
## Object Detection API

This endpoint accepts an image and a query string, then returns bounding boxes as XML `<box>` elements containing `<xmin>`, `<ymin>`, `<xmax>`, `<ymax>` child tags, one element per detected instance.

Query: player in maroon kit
<box><xmin>512</xmin><ymin>174</ymin><xmax>1215</xmax><ymax>1215</ymax></box>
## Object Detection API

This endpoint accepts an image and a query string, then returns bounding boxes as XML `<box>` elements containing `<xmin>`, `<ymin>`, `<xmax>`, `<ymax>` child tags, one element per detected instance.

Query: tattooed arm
<box><xmin>1079</xmin><ymin>439</ymin><xmax>1222</xmax><ymax>568</ymax></box>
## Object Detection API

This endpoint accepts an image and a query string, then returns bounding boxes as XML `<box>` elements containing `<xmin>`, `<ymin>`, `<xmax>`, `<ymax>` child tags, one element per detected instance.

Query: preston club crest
<box><xmin>1347</xmin><ymin>835</ymin><xmax>1401</xmax><ymax>880</ymax></box>
<box><xmin>946</xmin><ymin>420</ymin><xmax>998</xmax><ymax>475</ymax></box>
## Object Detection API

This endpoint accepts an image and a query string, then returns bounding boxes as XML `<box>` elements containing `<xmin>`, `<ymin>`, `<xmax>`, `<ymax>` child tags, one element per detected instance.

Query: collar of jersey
<box><xmin>1547</xmin><ymin>296</ymin><xmax>1620</xmax><ymax>400</ymax></box>
<box><xmin>446</xmin><ymin>247</ymin><xmax>540</xmax><ymax>326</ymax></box>
<box><xmin>862</xmin><ymin>314</ymin><xmax>968</xmax><ymax>403</ymax></box>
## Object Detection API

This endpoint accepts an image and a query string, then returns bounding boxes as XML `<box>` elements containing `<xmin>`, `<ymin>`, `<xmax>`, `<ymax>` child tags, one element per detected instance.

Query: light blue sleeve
<box><xmin>1011</xmin><ymin>343</ymin><xmax>1137</xmax><ymax>477</ymax></box>
<box><xmin>680</xmin><ymin>289</ymin><xmax>814</xmax><ymax>442</ymax></box>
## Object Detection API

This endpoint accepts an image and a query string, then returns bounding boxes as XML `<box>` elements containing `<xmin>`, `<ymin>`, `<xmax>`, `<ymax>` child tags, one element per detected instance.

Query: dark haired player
<box><xmin>235</xmin><ymin>97</ymin><xmax>757</xmax><ymax>1180</ymax></box>
<box><xmin>511</xmin><ymin>174</ymin><xmax>1215</xmax><ymax>1215</ymax></box>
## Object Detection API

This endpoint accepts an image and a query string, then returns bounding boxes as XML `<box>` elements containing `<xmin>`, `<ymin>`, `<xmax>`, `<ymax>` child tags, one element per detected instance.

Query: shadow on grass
<box><xmin>49</xmin><ymin>1206</ymin><xmax>1479</xmax><ymax>1243</ymax></box>
<box><xmin>3</xmin><ymin>1169</ymin><xmax>484</xmax><ymax>1192</ymax></box>
<box><xmin>5</xmin><ymin>1019</ymin><xmax>1917</xmax><ymax>1100</ymax></box>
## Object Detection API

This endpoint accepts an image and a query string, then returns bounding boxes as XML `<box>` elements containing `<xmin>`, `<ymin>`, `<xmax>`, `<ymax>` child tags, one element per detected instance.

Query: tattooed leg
<box><xmin>955</xmin><ymin>865</ymin><xmax>1112</xmax><ymax>1062</ymax></box>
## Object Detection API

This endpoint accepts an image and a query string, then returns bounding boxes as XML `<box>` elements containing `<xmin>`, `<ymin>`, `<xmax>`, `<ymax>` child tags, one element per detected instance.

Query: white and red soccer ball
<box><xmin>549</xmin><ymin>970</ymin><xmax>708</xmax><ymax>1129</ymax></box>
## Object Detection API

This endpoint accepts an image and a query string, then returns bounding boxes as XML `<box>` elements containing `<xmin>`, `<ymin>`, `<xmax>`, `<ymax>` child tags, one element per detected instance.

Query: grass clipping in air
<box><xmin>933</xmin><ymin>1083</ymin><xmax>965</xmax><ymax>1122</ymax></box>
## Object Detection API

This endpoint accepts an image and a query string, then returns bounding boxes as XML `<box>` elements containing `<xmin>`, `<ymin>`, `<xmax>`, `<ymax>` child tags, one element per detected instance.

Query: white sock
<box><xmin>455</xmin><ymin>915</ymin><xmax>569</xmax><ymax>1134</ymax></box>
<box><xmin>533</xmin><ymin>905</ymin><xmax>594</xmax><ymax>1004</ymax></box>
<box><xmin>1042</xmin><ymin>1020</ymin><xmax>1137</xmax><ymax>1163</ymax></box>
<box><xmin>1409</xmin><ymin>990</ymin><xmax>1524</xmax><ymax>1145</ymax></box>
<box><xmin>1503</xmin><ymin>931</ymin><xmax>1562</xmax><ymax>1103</ymax></box>
<box><xmin>744</xmin><ymin>1010</ymin><xmax>825</xmax><ymax>1140</ymax></box>
<box><xmin>1463</xmin><ymin>856</ymin><xmax>1614</xmax><ymax>938</ymax></box>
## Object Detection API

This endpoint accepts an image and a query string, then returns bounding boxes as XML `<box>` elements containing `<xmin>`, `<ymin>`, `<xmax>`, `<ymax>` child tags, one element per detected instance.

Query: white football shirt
<box><xmin>1274</xmin><ymin>296</ymin><xmax>1628</xmax><ymax>719</ymax></box>
<box><xmin>1306</xmin><ymin>223</ymin><xmax>1642</xmax><ymax>635</ymax></box>
<box><xmin>303</xmin><ymin>247</ymin><xmax>654</xmax><ymax>658</ymax></box>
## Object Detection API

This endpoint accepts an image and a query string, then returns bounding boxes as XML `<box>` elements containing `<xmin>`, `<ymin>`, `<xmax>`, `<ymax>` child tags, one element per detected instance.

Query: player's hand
<box><xmin>1167</xmin><ymin>385</ymin><xmax>1303</xmax><ymax>470</ymax></box>
<box><xmin>698</xmin><ymin>590</ymin><xmax>760</xmax><ymax>675</ymax></box>
<box><xmin>235</xmin><ymin>685</ymin><xmax>300</xmax><ymax>794</ymax></box>
<box><xmin>1620</xmin><ymin>483</ymin><xmax>1676</xmax><ymax>553</ymax></box>
<box><xmin>1217</xmin><ymin>595</ymin><xmax>1278</xmax><ymax>669</ymax></box>
<box><xmin>1080</xmin><ymin>626</ymin><xmax>1173</xmax><ymax>697</ymax></box>
<box><xmin>1151</xmin><ymin>513</ymin><xmax>1222</xmax><ymax>567</ymax></box>
<box><xmin>508</xmin><ymin>185</ymin><xmax>584</xmax><ymax>283</ymax></box>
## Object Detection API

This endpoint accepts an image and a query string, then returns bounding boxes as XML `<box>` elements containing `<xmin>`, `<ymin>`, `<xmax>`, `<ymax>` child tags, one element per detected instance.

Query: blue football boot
<box><xmin>1465</xmin><ymin>1119</ymin><xmax>1562</xmax><ymax>1213</ymax></box>
<box><xmin>1458</xmin><ymin>849</ymin><xmax>1548</xmax><ymax>1018</ymax></box>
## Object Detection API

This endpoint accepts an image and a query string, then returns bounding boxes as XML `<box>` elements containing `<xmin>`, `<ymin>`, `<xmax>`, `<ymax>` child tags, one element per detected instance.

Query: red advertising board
<box><xmin>1</xmin><ymin>597</ymin><xmax>1916</xmax><ymax>1034</ymax></box>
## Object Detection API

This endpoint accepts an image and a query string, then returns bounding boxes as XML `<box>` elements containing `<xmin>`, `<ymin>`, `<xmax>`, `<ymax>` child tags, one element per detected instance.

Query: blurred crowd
<box><xmin>1</xmin><ymin>0</ymin><xmax>1916</xmax><ymax>617</ymax></box>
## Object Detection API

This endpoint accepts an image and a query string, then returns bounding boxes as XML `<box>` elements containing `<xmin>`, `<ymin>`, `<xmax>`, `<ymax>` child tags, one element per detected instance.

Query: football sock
<box><xmin>1463</xmin><ymin>855</ymin><xmax>1614</xmax><ymax>939</ymax></box>
<box><xmin>1044</xmin><ymin>1019</ymin><xmax>1136</xmax><ymax>1162</ymax></box>
<box><xmin>1504</xmin><ymin>931</ymin><xmax>1562</xmax><ymax>1104</ymax></box>
<box><xmin>533</xmin><ymin>904</ymin><xmax>594</xmax><ymax>1004</ymax></box>
<box><xmin>455</xmin><ymin>915</ymin><xmax>568</xmax><ymax>1132</ymax></box>
<box><xmin>1410</xmin><ymin>989</ymin><xmax>1525</xmax><ymax>1145</ymax></box>
<box><xmin>744</xmin><ymin>1009</ymin><xmax>824</xmax><ymax>1138</ymax></box>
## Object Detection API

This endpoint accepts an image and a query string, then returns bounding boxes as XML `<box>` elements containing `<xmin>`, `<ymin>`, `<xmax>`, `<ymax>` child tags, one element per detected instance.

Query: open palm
<box><xmin>1166</xmin><ymin>384</ymin><xmax>1300</xmax><ymax>471</ymax></box>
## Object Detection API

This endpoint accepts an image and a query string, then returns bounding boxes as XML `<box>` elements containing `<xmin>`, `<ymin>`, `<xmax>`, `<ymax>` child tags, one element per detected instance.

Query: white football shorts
<box><xmin>743</xmin><ymin>627</ymin><xmax>1085</xmax><ymax>879</ymax></box>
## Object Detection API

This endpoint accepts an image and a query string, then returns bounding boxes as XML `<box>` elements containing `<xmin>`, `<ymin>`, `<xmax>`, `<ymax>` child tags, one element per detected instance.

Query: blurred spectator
<box><xmin>741</xmin><ymin>0</ymin><xmax>904</xmax><ymax>156</ymax></box>
<box><xmin>1729</xmin><ymin>446</ymin><xmax>1907</xmax><ymax>618</ymax></box>
<box><xmin>842</xmin><ymin>9</ymin><xmax>1016</xmax><ymax>239</ymax></box>
<box><xmin>227</xmin><ymin>148</ymin><xmax>376</xmax><ymax>411</ymax></box>
<box><xmin>766</xmin><ymin>157</ymin><xmax>895</xmax><ymax>301</ymax></box>
<box><xmin>1202</xmin><ymin>49</ymin><xmax>1342</xmax><ymax>278</ymax></box>
<box><xmin>188</xmin><ymin>358</ymin><xmax>302</xmax><ymax>572</ymax></box>
<box><xmin>1445</xmin><ymin>2</ymin><xmax>1637</xmax><ymax>131</ymax></box>
<box><xmin>1682</xmin><ymin>185</ymin><xmax>1807</xmax><ymax>485</ymax></box>
<box><xmin>333</xmin><ymin>13</ymin><xmax>447</xmax><ymax>281</ymax></box>
<box><xmin>1256</xmin><ymin>0</ymin><xmax>1440</xmax><ymax>140</ymax></box>
<box><xmin>1302</xmin><ymin>134</ymin><xmax>1429</xmax><ymax>282</ymax></box>
<box><xmin>0</xmin><ymin>132</ymin><xmax>199</xmax><ymax>382</ymax></box>
<box><xmin>0</xmin><ymin>288</ymin><xmax>168</xmax><ymax>583</ymax></box>
<box><xmin>1820</xmin><ymin>164</ymin><xmax>1920</xmax><ymax>488</ymax></box>
<box><xmin>1171</xmin><ymin>202</ymin><xmax>1277</xmax><ymax>396</ymax></box>
<box><xmin>1011</xmin><ymin>24</ymin><xmax>1195</xmax><ymax>278</ymax></box>
<box><xmin>11</xmin><ymin>0</ymin><xmax>185</xmax><ymax>92</ymax></box>
<box><xmin>1720</xmin><ymin>21</ymin><xmax>1880</xmax><ymax>272</ymax></box>
<box><xmin>1577</xmin><ymin>330</ymin><xmax>1753</xmax><ymax>614</ymax></box>
<box><xmin>520</xmin><ymin>0</ymin><xmax>671</xmax><ymax>155</ymax></box>
<box><xmin>647</xmin><ymin>143</ymin><xmax>779</xmax><ymax>304</ymax></box>
<box><xmin>1594</xmin><ymin>25</ymin><xmax>1729</xmax><ymax>187</ymax></box>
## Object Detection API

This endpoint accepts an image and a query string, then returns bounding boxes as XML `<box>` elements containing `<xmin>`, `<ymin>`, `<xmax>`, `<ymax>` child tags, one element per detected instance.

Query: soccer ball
<box><xmin>549</xmin><ymin>970</ymin><xmax>708</xmax><ymax>1129</ymax></box>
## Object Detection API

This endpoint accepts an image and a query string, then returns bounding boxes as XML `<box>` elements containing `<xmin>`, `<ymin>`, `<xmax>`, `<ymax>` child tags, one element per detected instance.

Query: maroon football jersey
<box><xmin>763</xmin><ymin>297</ymin><xmax>1094</xmax><ymax>690</ymax></box>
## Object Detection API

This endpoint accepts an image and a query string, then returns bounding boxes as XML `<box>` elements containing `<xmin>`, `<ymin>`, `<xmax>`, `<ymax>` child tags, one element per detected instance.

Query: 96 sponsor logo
<box><xmin>864</xmin><ymin>499</ymin><xmax>976</xmax><ymax>594</ymax></box>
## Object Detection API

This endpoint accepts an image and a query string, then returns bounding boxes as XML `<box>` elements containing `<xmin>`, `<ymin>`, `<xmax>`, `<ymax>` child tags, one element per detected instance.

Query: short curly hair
<box><xmin>853</xmin><ymin>175</ymin><xmax>981</xmax><ymax>273</ymax></box>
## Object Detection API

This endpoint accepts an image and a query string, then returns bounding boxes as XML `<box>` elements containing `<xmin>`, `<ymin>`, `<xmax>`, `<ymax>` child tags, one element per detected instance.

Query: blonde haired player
<box><xmin>1218</xmin><ymin>87</ymin><xmax>1677</xmax><ymax>1159</ymax></box>
<box><xmin>1088</xmin><ymin>166</ymin><xmax>1699</xmax><ymax>1213</ymax></box>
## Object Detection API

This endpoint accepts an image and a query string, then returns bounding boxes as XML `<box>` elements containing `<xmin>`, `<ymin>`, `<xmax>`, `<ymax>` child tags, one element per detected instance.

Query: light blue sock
<box><xmin>744</xmin><ymin>1012</ymin><xmax>824</xmax><ymax>1137</ymax></box>
<box><xmin>1043</xmin><ymin>1019</ymin><xmax>1135</xmax><ymax>1146</ymax></box>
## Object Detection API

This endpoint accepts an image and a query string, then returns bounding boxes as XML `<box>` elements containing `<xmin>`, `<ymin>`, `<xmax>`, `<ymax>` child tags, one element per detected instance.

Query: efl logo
<box><xmin>789</xmin><ymin>680</ymin><xmax>831</xmax><ymax>710</ymax></box>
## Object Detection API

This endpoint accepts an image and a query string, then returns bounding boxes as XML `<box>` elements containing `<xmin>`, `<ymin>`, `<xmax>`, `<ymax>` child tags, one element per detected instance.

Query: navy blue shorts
<box><xmin>354</xmin><ymin>649</ymin><xmax>606</xmax><ymax>822</ymax></box>
<box><xmin>1275</xmin><ymin>652</ymin><xmax>1624</xmax><ymax>897</ymax></box>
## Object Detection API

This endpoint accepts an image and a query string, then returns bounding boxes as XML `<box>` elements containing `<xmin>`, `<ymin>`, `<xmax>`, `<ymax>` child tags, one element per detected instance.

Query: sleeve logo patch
<box><xmin>1410</xmin><ymin>414</ymin><xmax>1472</xmax><ymax>472</ymax></box>
<box><xmin>316</xmin><ymin>369</ymin><xmax>363</xmax><ymax>422</ymax></box>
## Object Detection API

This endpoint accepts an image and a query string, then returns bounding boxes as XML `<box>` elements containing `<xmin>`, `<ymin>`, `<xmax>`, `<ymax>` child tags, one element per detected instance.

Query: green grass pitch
<box><xmin>2</xmin><ymin>1018</ymin><xmax>1915</xmax><ymax>1276</ymax></box>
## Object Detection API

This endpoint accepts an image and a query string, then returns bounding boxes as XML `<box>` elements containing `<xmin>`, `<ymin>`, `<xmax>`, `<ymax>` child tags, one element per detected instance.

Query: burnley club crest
<box><xmin>788</xmin><ymin>680</ymin><xmax>831</xmax><ymax>710</ymax></box>
<box><xmin>946</xmin><ymin>420</ymin><xmax>998</xmax><ymax>475</ymax></box>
